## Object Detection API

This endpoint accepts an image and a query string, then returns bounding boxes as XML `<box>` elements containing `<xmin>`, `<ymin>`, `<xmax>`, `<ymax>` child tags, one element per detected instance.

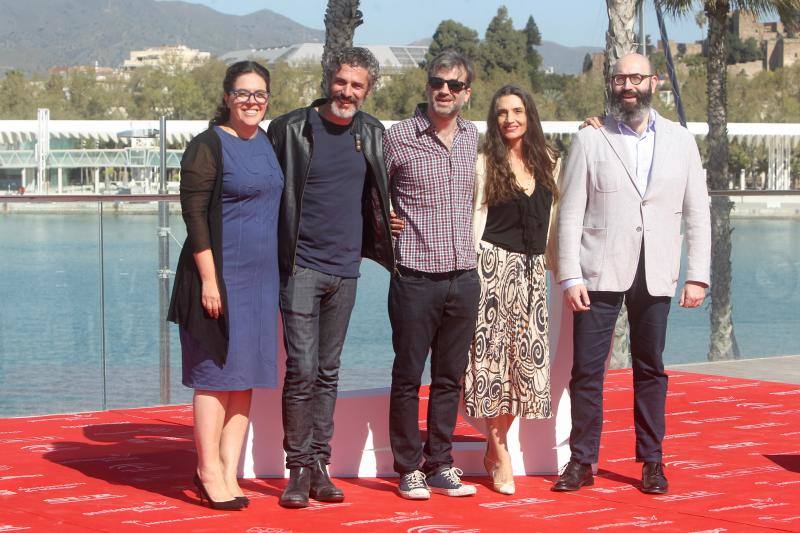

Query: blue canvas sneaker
<box><xmin>426</xmin><ymin>466</ymin><xmax>477</xmax><ymax>496</ymax></box>
<box><xmin>398</xmin><ymin>470</ymin><xmax>430</xmax><ymax>500</ymax></box>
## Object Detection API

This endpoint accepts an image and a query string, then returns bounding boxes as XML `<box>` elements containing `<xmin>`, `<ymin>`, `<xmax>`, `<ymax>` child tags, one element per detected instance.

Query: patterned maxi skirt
<box><xmin>464</xmin><ymin>240</ymin><xmax>551</xmax><ymax>419</ymax></box>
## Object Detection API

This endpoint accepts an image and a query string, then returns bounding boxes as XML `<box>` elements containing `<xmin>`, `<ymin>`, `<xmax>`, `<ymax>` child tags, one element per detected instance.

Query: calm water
<box><xmin>0</xmin><ymin>210</ymin><xmax>798</xmax><ymax>416</ymax></box>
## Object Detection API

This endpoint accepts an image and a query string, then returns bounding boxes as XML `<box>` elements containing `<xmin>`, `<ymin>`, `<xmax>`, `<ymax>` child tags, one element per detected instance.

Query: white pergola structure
<box><xmin>0</xmin><ymin>115</ymin><xmax>798</xmax><ymax>193</ymax></box>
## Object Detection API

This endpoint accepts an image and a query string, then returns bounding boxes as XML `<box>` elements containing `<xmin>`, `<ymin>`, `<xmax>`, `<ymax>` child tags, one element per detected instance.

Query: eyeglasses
<box><xmin>428</xmin><ymin>76</ymin><xmax>468</xmax><ymax>93</ymax></box>
<box><xmin>228</xmin><ymin>89</ymin><xmax>270</xmax><ymax>104</ymax></box>
<box><xmin>610</xmin><ymin>73</ymin><xmax>652</xmax><ymax>86</ymax></box>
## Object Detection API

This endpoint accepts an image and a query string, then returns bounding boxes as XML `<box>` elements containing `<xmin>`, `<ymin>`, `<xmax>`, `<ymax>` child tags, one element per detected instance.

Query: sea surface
<box><xmin>0</xmin><ymin>209</ymin><xmax>798</xmax><ymax>416</ymax></box>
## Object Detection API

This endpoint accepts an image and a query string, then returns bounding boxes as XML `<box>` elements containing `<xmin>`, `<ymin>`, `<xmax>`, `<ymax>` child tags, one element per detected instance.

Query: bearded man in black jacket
<box><xmin>266</xmin><ymin>47</ymin><xmax>394</xmax><ymax>509</ymax></box>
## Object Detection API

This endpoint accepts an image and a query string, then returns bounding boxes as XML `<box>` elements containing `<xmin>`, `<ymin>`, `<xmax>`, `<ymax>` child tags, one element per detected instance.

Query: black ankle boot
<box><xmin>279</xmin><ymin>466</ymin><xmax>310</xmax><ymax>508</ymax></box>
<box><xmin>310</xmin><ymin>459</ymin><xmax>344</xmax><ymax>502</ymax></box>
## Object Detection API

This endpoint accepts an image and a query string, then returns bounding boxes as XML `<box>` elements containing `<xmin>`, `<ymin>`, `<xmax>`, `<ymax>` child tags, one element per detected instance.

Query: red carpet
<box><xmin>1</xmin><ymin>370</ymin><xmax>799</xmax><ymax>532</ymax></box>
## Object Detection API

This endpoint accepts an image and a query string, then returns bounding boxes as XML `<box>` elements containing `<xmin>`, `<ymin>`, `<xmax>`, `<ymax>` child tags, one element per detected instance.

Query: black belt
<box><xmin>396</xmin><ymin>264</ymin><xmax>472</xmax><ymax>281</ymax></box>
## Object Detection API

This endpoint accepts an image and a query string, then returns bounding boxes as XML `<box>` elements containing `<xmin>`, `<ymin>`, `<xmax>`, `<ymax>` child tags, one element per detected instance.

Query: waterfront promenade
<box><xmin>0</xmin><ymin>357</ymin><xmax>798</xmax><ymax>532</ymax></box>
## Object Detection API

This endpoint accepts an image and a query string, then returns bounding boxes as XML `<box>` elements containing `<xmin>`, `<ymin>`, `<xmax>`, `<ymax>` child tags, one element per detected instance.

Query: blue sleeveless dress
<box><xmin>180</xmin><ymin>126</ymin><xmax>283</xmax><ymax>390</ymax></box>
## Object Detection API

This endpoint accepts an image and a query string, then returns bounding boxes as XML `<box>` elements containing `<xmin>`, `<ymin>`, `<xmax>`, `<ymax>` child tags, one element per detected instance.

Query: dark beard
<box><xmin>610</xmin><ymin>87</ymin><xmax>653</xmax><ymax>125</ymax></box>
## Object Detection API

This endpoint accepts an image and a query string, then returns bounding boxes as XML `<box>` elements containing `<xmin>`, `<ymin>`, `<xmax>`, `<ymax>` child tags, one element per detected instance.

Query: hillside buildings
<box><xmin>122</xmin><ymin>45</ymin><xmax>211</xmax><ymax>72</ymax></box>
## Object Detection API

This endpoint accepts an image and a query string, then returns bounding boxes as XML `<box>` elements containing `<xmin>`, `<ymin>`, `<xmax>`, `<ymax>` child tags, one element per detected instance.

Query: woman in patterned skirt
<box><xmin>463</xmin><ymin>85</ymin><xmax>560</xmax><ymax>495</ymax></box>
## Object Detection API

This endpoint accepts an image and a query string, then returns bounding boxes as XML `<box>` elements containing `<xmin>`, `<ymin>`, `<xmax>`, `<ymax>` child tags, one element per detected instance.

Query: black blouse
<box><xmin>481</xmin><ymin>185</ymin><xmax>553</xmax><ymax>255</ymax></box>
<box><xmin>167</xmin><ymin>127</ymin><xmax>230</xmax><ymax>364</ymax></box>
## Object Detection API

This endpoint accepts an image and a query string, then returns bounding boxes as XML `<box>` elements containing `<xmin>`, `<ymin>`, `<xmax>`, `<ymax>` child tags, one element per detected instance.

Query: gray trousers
<box><xmin>280</xmin><ymin>266</ymin><xmax>357</xmax><ymax>469</ymax></box>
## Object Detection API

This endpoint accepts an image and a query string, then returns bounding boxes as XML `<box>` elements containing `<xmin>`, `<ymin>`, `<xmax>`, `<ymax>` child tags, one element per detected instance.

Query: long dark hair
<box><xmin>482</xmin><ymin>85</ymin><xmax>559</xmax><ymax>205</ymax></box>
<box><xmin>209</xmin><ymin>61</ymin><xmax>271</xmax><ymax>126</ymax></box>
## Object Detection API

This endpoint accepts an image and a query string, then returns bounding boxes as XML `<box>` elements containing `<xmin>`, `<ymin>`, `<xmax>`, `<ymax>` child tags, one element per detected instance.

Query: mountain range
<box><xmin>0</xmin><ymin>0</ymin><xmax>324</xmax><ymax>73</ymax></box>
<box><xmin>0</xmin><ymin>0</ymin><xmax>598</xmax><ymax>75</ymax></box>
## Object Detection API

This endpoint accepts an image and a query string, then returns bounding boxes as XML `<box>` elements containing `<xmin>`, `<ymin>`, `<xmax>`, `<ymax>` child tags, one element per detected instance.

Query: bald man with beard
<box><xmin>553</xmin><ymin>53</ymin><xmax>710</xmax><ymax>495</ymax></box>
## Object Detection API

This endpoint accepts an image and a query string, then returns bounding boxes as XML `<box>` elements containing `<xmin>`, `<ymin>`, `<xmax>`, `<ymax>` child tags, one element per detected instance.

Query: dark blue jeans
<box><xmin>569</xmin><ymin>254</ymin><xmax>671</xmax><ymax>465</ymax></box>
<box><xmin>388</xmin><ymin>267</ymin><xmax>481</xmax><ymax>475</ymax></box>
<box><xmin>280</xmin><ymin>266</ymin><xmax>357</xmax><ymax>469</ymax></box>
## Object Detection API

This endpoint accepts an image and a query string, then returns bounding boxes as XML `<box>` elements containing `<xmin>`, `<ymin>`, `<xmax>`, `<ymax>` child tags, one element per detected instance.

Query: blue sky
<box><xmin>178</xmin><ymin>0</ymin><xmax>720</xmax><ymax>48</ymax></box>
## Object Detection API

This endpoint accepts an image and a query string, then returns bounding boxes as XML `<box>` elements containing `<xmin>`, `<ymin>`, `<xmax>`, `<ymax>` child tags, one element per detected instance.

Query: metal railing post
<box><xmin>157</xmin><ymin>116</ymin><xmax>171</xmax><ymax>404</ymax></box>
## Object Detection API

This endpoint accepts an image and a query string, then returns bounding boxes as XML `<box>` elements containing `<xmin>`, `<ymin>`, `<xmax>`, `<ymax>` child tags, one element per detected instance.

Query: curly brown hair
<box><xmin>482</xmin><ymin>85</ymin><xmax>559</xmax><ymax>206</ymax></box>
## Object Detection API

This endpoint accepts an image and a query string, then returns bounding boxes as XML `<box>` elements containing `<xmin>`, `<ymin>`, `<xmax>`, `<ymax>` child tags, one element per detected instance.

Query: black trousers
<box><xmin>388</xmin><ymin>267</ymin><xmax>480</xmax><ymax>475</ymax></box>
<box><xmin>569</xmin><ymin>252</ymin><xmax>671</xmax><ymax>464</ymax></box>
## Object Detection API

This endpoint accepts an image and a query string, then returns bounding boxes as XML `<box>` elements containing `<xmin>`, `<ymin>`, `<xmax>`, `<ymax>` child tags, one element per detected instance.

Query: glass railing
<box><xmin>0</xmin><ymin>192</ymin><xmax>797</xmax><ymax>417</ymax></box>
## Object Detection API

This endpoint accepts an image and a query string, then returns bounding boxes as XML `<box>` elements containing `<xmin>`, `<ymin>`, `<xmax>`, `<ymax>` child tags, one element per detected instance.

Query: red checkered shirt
<box><xmin>385</xmin><ymin>104</ymin><xmax>478</xmax><ymax>273</ymax></box>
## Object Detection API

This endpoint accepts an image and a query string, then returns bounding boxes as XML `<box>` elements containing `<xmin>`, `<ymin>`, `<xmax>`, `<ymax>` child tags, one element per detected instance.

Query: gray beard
<box><xmin>609</xmin><ymin>90</ymin><xmax>652</xmax><ymax>126</ymax></box>
<box><xmin>330</xmin><ymin>99</ymin><xmax>358</xmax><ymax>120</ymax></box>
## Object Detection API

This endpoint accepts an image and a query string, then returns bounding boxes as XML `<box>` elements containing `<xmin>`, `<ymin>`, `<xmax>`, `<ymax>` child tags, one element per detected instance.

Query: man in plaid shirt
<box><xmin>384</xmin><ymin>50</ymin><xmax>480</xmax><ymax>500</ymax></box>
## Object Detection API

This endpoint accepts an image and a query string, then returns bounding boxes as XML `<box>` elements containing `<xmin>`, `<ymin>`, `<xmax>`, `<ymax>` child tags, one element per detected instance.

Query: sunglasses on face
<box><xmin>428</xmin><ymin>76</ymin><xmax>468</xmax><ymax>93</ymax></box>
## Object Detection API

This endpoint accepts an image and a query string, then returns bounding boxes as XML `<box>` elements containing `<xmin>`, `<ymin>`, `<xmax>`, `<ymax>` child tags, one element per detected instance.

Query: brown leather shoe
<box><xmin>641</xmin><ymin>462</ymin><xmax>668</xmax><ymax>494</ymax></box>
<box><xmin>552</xmin><ymin>460</ymin><xmax>593</xmax><ymax>492</ymax></box>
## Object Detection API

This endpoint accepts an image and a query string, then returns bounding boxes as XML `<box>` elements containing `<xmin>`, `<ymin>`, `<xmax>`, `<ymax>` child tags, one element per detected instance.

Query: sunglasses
<box><xmin>428</xmin><ymin>76</ymin><xmax>468</xmax><ymax>93</ymax></box>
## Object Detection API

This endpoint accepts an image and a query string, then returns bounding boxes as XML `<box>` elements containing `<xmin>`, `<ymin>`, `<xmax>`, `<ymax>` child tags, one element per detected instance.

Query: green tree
<box><xmin>523</xmin><ymin>15</ymin><xmax>544</xmax><ymax>88</ymax></box>
<box><xmin>0</xmin><ymin>70</ymin><xmax>37</xmax><ymax>119</ymax></box>
<box><xmin>426</xmin><ymin>20</ymin><xmax>481</xmax><ymax>65</ymax></box>
<box><xmin>481</xmin><ymin>6</ymin><xmax>528</xmax><ymax>76</ymax></box>
<box><xmin>659</xmin><ymin>0</ymin><xmax>797</xmax><ymax>361</ymax></box>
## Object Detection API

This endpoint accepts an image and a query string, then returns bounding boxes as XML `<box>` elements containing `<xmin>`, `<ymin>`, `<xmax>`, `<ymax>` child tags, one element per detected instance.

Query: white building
<box><xmin>220</xmin><ymin>43</ymin><xmax>427</xmax><ymax>75</ymax></box>
<box><xmin>122</xmin><ymin>45</ymin><xmax>211</xmax><ymax>72</ymax></box>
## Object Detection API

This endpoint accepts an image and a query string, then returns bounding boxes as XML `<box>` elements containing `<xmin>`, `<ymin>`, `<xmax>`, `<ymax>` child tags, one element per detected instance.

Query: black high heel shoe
<box><xmin>235</xmin><ymin>496</ymin><xmax>250</xmax><ymax>507</ymax></box>
<box><xmin>193</xmin><ymin>473</ymin><xmax>245</xmax><ymax>510</ymax></box>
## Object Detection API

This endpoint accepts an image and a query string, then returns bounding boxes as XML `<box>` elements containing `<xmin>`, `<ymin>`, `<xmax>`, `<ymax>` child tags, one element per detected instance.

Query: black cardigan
<box><xmin>167</xmin><ymin>128</ymin><xmax>230</xmax><ymax>363</ymax></box>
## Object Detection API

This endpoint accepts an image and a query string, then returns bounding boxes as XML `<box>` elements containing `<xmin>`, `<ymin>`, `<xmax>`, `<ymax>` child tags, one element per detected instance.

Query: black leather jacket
<box><xmin>267</xmin><ymin>99</ymin><xmax>395</xmax><ymax>275</ymax></box>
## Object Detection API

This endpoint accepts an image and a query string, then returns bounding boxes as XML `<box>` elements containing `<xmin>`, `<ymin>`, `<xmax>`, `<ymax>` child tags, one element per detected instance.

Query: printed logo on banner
<box><xmin>0</xmin><ymin>475</ymin><xmax>43</xmax><ymax>482</ymax></box>
<box><xmin>83</xmin><ymin>501</ymin><xmax>178</xmax><ymax>516</ymax></box>
<box><xmin>589</xmin><ymin>485</ymin><xmax>638</xmax><ymax>495</ymax></box>
<box><xmin>587</xmin><ymin>516</ymin><xmax>674</xmax><ymax>530</ymax></box>
<box><xmin>17</xmin><ymin>482</ymin><xmax>85</xmax><ymax>493</ymax></box>
<box><xmin>123</xmin><ymin>515</ymin><xmax>227</xmax><ymax>527</ymax></box>
<box><xmin>108</xmin><ymin>462</ymin><xmax>171</xmax><ymax>473</ymax></box>
<box><xmin>299</xmin><ymin>501</ymin><xmax>352</xmax><ymax>512</ymax></box>
<box><xmin>700</xmin><ymin>466</ymin><xmax>782</xmax><ymax>479</ymax></box>
<box><xmin>755</xmin><ymin>480</ymin><xmax>800</xmax><ymax>487</ymax></box>
<box><xmin>681</xmin><ymin>417</ymin><xmax>740</xmax><ymax>425</ymax></box>
<box><xmin>45</xmin><ymin>493</ymin><xmax>126</xmax><ymax>505</ymax></box>
<box><xmin>342</xmin><ymin>512</ymin><xmax>433</xmax><ymax>526</ymax></box>
<box><xmin>734</xmin><ymin>422</ymin><xmax>788</xmax><ymax>430</ymax></box>
<box><xmin>664</xmin><ymin>433</ymin><xmax>701</xmax><ymax>440</ymax></box>
<box><xmin>769</xmin><ymin>389</ymin><xmax>800</xmax><ymax>396</ymax></box>
<box><xmin>666</xmin><ymin>460</ymin><xmax>724</xmax><ymax>470</ymax></box>
<box><xmin>709</xmin><ymin>442</ymin><xmax>767</xmax><ymax>450</ymax></box>
<box><xmin>689</xmin><ymin>397</ymin><xmax>744</xmax><ymax>405</ymax></box>
<box><xmin>0</xmin><ymin>436</ymin><xmax>60</xmax><ymax>445</ymax></box>
<box><xmin>735</xmin><ymin>402</ymin><xmax>782</xmax><ymax>410</ymax></box>
<box><xmin>654</xmin><ymin>491</ymin><xmax>724</xmax><ymax>502</ymax></box>
<box><xmin>709</xmin><ymin>383</ymin><xmax>760</xmax><ymax>390</ymax></box>
<box><xmin>0</xmin><ymin>525</ymin><xmax>32</xmax><ymax>532</ymax></box>
<box><xmin>709</xmin><ymin>498</ymin><xmax>789</xmax><ymax>512</ymax></box>
<box><xmin>21</xmin><ymin>444</ymin><xmax>83</xmax><ymax>454</ymax></box>
<box><xmin>526</xmin><ymin>507</ymin><xmax>615</xmax><ymax>520</ymax></box>
<box><xmin>27</xmin><ymin>414</ymin><xmax>96</xmax><ymax>424</ymax></box>
<box><xmin>758</xmin><ymin>515</ymin><xmax>800</xmax><ymax>525</ymax></box>
<box><xmin>480</xmin><ymin>497</ymin><xmax>554</xmax><ymax>509</ymax></box>
<box><xmin>406</xmin><ymin>526</ymin><xmax>480</xmax><ymax>533</ymax></box>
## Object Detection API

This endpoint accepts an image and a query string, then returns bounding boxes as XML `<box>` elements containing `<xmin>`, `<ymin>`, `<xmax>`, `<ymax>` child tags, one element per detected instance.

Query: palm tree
<box><xmin>605</xmin><ymin>0</ymin><xmax>640</xmax><ymax>369</ymax></box>
<box><xmin>321</xmin><ymin>0</ymin><xmax>363</xmax><ymax>93</ymax></box>
<box><xmin>658</xmin><ymin>0</ymin><xmax>797</xmax><ymax>361</ymax></box>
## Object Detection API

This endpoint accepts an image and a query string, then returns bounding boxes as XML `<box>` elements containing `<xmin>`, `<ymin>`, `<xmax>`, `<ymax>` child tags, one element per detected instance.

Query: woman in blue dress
<box><xmin>168</xmin><ymin>61</ymin><xmax>282</xmax><ymax>510</ymax></box>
